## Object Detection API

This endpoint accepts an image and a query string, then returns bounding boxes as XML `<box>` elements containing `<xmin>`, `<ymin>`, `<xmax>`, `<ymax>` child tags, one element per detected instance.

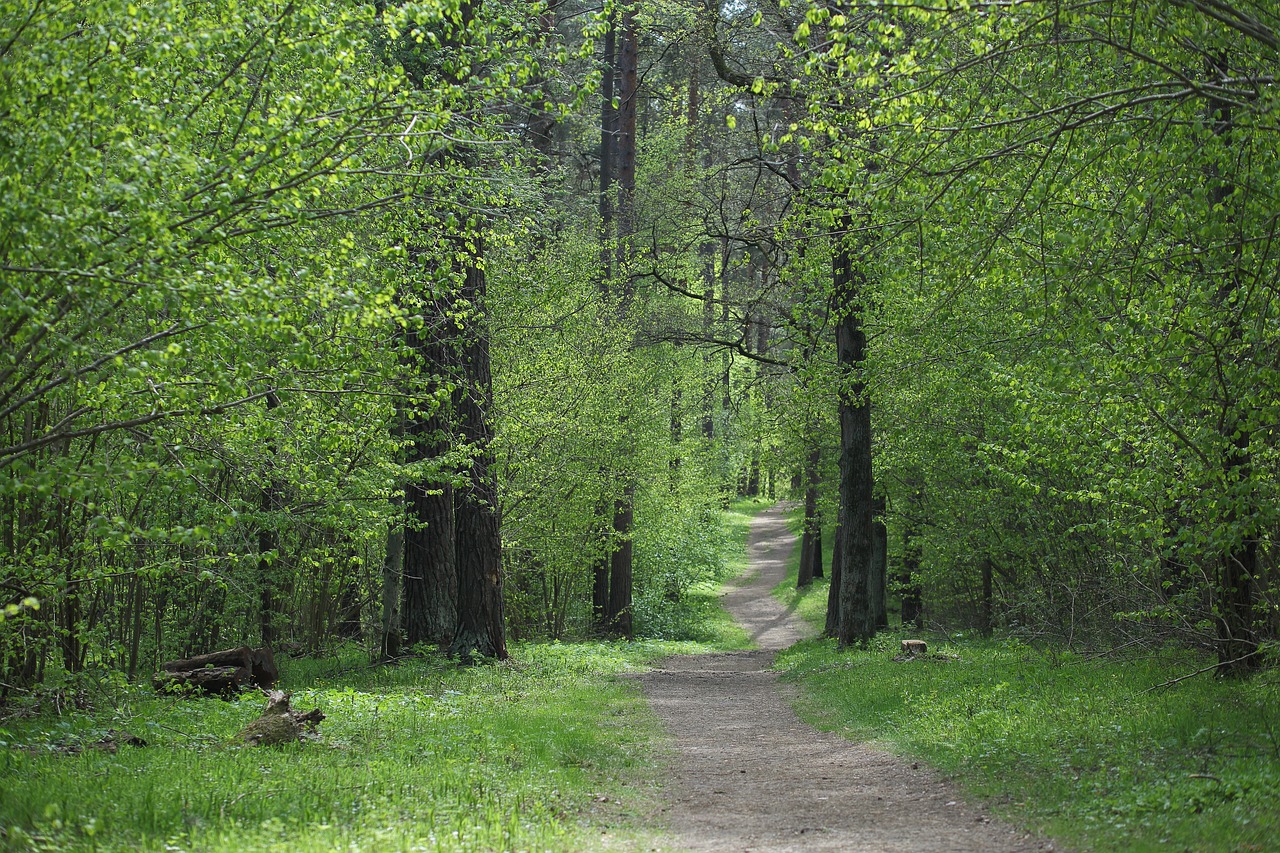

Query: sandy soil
<box><xmin>634</xmin><ymin>504</ymin><xmax>1056</xmax><ymax>852</ymax></box>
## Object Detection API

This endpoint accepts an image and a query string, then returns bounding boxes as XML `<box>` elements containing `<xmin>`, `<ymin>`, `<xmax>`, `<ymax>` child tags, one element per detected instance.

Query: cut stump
<box><xmin>901</xmin><ymin>639</ymin><xmax>928</xmax><ymax>656</ymax></box>
<box><xmin>237</xmin><ymin>690</ymin><xmax>326</xmax><ymax>746</ymax></box>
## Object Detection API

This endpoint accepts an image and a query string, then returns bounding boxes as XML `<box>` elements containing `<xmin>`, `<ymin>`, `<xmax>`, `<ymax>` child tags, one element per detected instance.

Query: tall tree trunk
<box><xmin>871</xmin><ymin>501</ymin><xmax>888</xmax><ymax>630</ymax></box>
<box><xmin>598</xmin><ymin>14</ymin><xmax>617</xmax><ymax>289</ymax></box>
<box><xmin>591</xmin><ymin>17</ymin><xmax>619</xmax><ymax>634</ymax></box>
<box><xmin>615</xmin><ymin>5</ymin><xmax>638</xmax><ymax>304</ymax></box>
<box><xmin>403</xmin><ymin>476</ymin><xmax>456</xmax><ymax>646</ymax></box>
<box><xmin>592</xmin><ymin>513</ymin><xmax>610</xmax><ymax>631</ymax></box>
<box><xmin>1203</xmin><ymin>52</ymin><xmax>1258</xmax><ymax>675</ymax></box>
<box><xmin>608</xmin><ymin>483</ymin><xmax>635</xmax><ymax>637</ymax></box>
<box><xmin>720</xmin><ymin>239</ymin><xmax>732</xmax><ymax>430</ymax></box>
<box><xmin>979</xmin><ymin>558</ymin><xmax>993</xmax><ymax>637</ymax></box>
<box><xmin>449</xmin><ymin>259</ymin><xmax>508</xmax><ymax>661</ymax></box>
<box><xmin>380</xmin><ymin>512</ymin><xmax>403</xmax><ymax>660</ymax></box>
<box><xmin>797</xmin><ymin>444</ymin><xmax>821</xmax><ymax>588</ymax></box>
<box><xmin>833</xmin><ymin>220</ymin><xmax>877</xmax><ymax>646</ymax></box>
<box><xmin>601</xmin><ymin>7</ymin><xmax>640</xmax><ymax>638</ymax></box>
<box><xmin>812</xmin><ymin>526</ymin><xmax>823</xmax><ymax>579</ymax></box>
<box><xmin>259</xmin><ymin>389</ymin><xmax>281</xmax><ymax>649</ymax></box>
<box><xmin>701</xmin><ymin>262</ymin><xmax>716</xmax><ymax>439</ymax></box>
<box><xmin>402</xmin><ymin>320</ymin><xmax>457</xmax><ymax>647</ymax></box>
<box><xmin>824</xmin><ymin>521</ymin><xmax>844</xmax><ymax>637</ymax></box>
<box><xmin>900</xmin><ymin>512</ymin><xmax>923</xmax><ymax>629</ymax></box>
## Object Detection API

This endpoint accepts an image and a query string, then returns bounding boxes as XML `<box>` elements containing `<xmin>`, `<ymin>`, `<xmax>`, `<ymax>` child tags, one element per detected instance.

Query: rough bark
<box><xmin>156</xmin><ymin>646</ymin><xmax>277</xmax><ymax>696</ymax></box>
<box><xmin>980</xmin><ymin>558</ymin><xmax>994</xmax><ymax>636</ymax></box>
<box><xmin>449</xmin><ymin>260</ymin><xmax>508</xmax><ymax>661</ymax></box>
<box><xmin>797</xmin><ymin>445</ymin><xmax>821</xmax><ymax>588</ymax></box>
<box><xmin>872</xmin><ymin>509</ymin><xmax>888</xmax><ymax>630</ymax></box>
<box><xmin>380</xmin><ymin>518</ymin><xmax>403</xmax><ymax>660</ymax></box>
<box><xmin>258</xmin><ymin>390</ymin><xmax>282</xmax><ymax>649</ymax></box>
<box><xmin>402</xmin><ymin>342</ymin><xmax>457</xmax><ymax>647</ymax></box>
<box><xmin>1204</xmin><ymin>52</ymin><xmax>1259</xmax><ymax>676</ymax></box>
<box><xmin>598</xmin><ymin>14</ymin><xmax>617</xmax><ymax>286</ymax></box>
<box><xmin>403</xmin><ymin>476</ymin><xmax>456</xmax><ymax>647</ymax></box>
<box><xmin>608</xmin><ymin>482</ymin><xmax>635</xmax><ymax>637</ymax></box>
<box><xmin>833</xmin><ymin>222</ymin><xmax>878</xmax><ymax>647</ymax></box>
<box><xmin>592</xmin><ymin>519</ymin><xmax>610</xmax><ymax>632</ymax></box>
<box><xmin>900</xmin><ymin>517</ymin><xmax>923</xmax><ymax>629</ymax></box>
<box><xmin>824</xmin><ymin>522</ymin><xmax>844</xmax><ymax>637</ymax></box>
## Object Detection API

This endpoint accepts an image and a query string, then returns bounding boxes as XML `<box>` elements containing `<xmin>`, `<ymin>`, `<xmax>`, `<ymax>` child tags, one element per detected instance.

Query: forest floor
<box><xmin>635</xmin><ymin>504</ymin><xmax>1055</xmax><ymax>852</ymax></box>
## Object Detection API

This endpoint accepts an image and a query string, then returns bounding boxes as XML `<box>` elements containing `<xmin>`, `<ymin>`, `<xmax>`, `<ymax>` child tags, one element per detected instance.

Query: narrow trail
<box><xmin>635</xmin><ymin>504</ymin><xmax>1053</xmax><ymax>852</ymax></box>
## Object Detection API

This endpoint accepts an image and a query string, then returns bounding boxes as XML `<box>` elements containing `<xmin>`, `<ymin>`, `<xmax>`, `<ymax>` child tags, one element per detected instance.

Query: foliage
<box><xmin>776</xmin><ymin>635</ymin><xmax>1280</xmax><ymax>851</ymax></box>
<box><xmin>1</xmin><ymin>637</ymin><xmax>737</xmax><ymax>852</ymax></box>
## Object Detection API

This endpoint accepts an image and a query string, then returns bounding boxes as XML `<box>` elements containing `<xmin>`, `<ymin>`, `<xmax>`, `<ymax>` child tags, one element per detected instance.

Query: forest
<box><xmin>2</xmin><ymin>0</ymin><xmax>1279</xmax><ymax>847</ymax></box>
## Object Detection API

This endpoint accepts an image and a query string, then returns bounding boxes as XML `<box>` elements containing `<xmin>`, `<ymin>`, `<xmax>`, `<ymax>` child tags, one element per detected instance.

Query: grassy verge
<box><xmin>770</xmin><ymin>502</ymin><xmax>833</xmax><ymax>631</ymax></box>
<box><xmin>1</xmin><ymin>504</ymin><xmax>759</xmax><ymax>852</ymax></box>
<box><xmin>724</xmin><ymin>497</ymin><xmax>773</xmax><ymax>578</ymax></box>
<box><xmin>768</xmin><ymin>505</ymin><xmax>1280</xmax><ymax>850</ymax></box>
<box><xmin>1</xmin><ymin>643</ymin><xmax>678</xmax><ymax>851</ymax></box>
<box><xmin>775</xmin><ymin>633</ymin><xmax>1280</xmax><ymax>852</ymax></box>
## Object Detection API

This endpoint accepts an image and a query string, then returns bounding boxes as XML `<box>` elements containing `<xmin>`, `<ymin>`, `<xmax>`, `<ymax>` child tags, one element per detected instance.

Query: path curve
<box><xmin>636</xmin><ymin>504</ymin><xmax>1053</xmax><ymax>852</ymax></box>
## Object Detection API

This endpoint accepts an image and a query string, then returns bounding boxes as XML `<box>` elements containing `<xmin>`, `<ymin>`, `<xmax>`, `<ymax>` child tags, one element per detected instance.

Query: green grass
<box><xmin>724</xmin><ymin>497</ymin><xmax>772</xmax><ymax>579</ymax></box>
<box><xmin>768</xmin><ymin>504</ymin><xmax>1280</xmax><ymax>850</ymax></box>
<box><xmin>0</xmin><ymin>639</ymin><xmax>729</xmax><ymax>852</ymax></box>
<box><xmin>775</xmin><ymin>634</ymin><xmax>1280</xmax><ymax>852</ymax></box>
<box><xmin>771</xmin><ymin>502</ymin><xmax>834</xmax><ymax>631</ymax></box>
<box><xmin>0</xmin><ymin>502</ymin><xmax>762</xmax><ymax>853</ymax></box>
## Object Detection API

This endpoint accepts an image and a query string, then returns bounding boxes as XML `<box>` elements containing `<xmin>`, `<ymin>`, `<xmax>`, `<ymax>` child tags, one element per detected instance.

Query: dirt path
<box><xmin>635</xmin><ymin>504</ymin><xmax>1053</xmax><ymax>852</ymax></box>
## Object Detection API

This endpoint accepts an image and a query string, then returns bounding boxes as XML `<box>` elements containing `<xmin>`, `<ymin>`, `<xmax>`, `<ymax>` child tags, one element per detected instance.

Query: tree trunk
<box><xmin>403</xmin><ymin>476</ymin><xmax>456</xmax><ymax>647</ymax></box>
<box><xmin>812</xmin><ymin>526</ymin><xmax>823</xmax><ymax>579</ymax></box>
<box><xmin>825</xmin><ymin>522</ymin><xmax>844</xmax><ymax>637</ymax></box>
<box><xmin>797</xmin><ymin>444</ymin><xmax>821</xmax><ymax>588</ymax></box>
<box><xmin>900</xmin><ymin>517</ymin><xmax>923</xmax><ymax>629</ymax></box>
<box><xmin>1203</xmin><ymin>52</ymin><xmax>1259</xmax><ymax>676</ymax></box>
<box><xmin>449</xmin><ymin>260</ymin><xmax>508</xmax><ymax>661</ymax></box>
<box><xmin>607</xmin><ymin>482</ymin><xmax>635</xmax><ymax>637</ymax></box>
<box><xmin>598</xmin><ymin>14</ymin><xmax>617</xmax><ymax>287</ymax></box>
<box><xmin>600</xmin><ymin>8</ymin><xmax>640</xmax><ymax>638</ymax></box>
<box><xmin>591</xmin><ymin>511</ymin><xmax>610</xmax><ymax>633</ymax></box>
<box><xmin>127</xmin><ymin>572</ymin><xmax>144</xmax><ymax>681</ymax></box>
<box><xmin>615</xmin><ymin>5</ymin><xmax>638</xmax><ymax>304</ymax></box>
<box><xmin>833</xmin><ymin>220</ymin><xmax>878</xmax><ymax>646</ymax></box>
<box><xmin>979</xmin><ymin>558</ymin><xmax>994</xmax><ymax>636</ymax></box>
<box><xmin>258</xmin><ymin>390</ymin><xmax>282</xmax><ymax>649</ymax></box>
<box><xmin>872</xmin><ymin>508</ymin><xmax>888</xmax><ymax>630</ymax></box>
<box><xmin>380</xmin><ymin>517</ymin><xmax>403</xmax><ymax>660</ymax></box>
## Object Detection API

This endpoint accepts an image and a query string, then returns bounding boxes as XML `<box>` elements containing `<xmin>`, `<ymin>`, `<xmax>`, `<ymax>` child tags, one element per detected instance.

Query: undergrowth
<box><xmin>769</xmin><ymin>513</ymin><xmax>1280</xmax><ymax>853</ymax></box>
<box><xmin>0</xmin><ymin>505</ymin><xmax>765</xmax><ymax>852</ymax></box>
<box><xmin>1</xmin><ymin>643</ymin><xmax>683</xmax><ymax>851</ymax></box>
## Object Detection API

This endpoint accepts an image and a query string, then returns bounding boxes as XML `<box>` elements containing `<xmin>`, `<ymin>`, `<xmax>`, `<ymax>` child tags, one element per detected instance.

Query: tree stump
<box><xmin>154</xmin><ymin>646</ymin><xmax>278</xmax><ymax>696</ymax></box>
<box><xmin>901</xmin><ymin>639</ymin><xmax>928</xmax><ymax>657</ymax></box>
<box><xmin>237</xmin><ymin>690</ymin><xmax>326</xmax><ymax>746</ymax></box>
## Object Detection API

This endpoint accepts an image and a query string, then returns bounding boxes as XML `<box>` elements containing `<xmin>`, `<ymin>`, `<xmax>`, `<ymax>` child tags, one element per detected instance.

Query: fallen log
<box><xmin>155</xmin><ymin>646</ymin><xmax>278</xmax><ymax>696</ymax></box>
<box><xmin>153</xmin><ymin>665</ymin><xmax>249</xmax><ymax>696</ymax></box>
<box><xmin>237</xmin><ymin>690</ymin><xmax>326</xmax><ymax>746</ymax></box>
